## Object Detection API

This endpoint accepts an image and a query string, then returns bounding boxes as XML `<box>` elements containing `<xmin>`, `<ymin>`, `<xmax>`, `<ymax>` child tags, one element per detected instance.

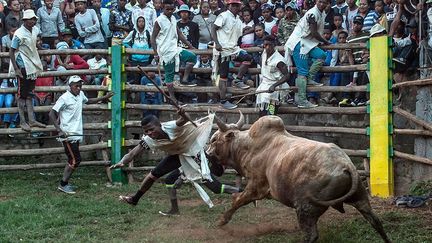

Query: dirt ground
<box><xmin>126</xmin><ymin>196</ymin><xmax>432</xmax><ymax>243</ymax></box>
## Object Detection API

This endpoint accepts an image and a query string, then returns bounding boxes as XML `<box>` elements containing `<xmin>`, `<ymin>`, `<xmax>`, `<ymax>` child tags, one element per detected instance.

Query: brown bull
<box><xmin>206</xmin><ymin>112</ymin><xmax>391</xmax><ymax>243</ymax></box>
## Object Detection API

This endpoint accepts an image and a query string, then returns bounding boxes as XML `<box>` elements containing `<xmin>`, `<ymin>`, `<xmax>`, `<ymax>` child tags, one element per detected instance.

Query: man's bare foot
<box><xmin>20</xmin><ymin>122</ymin><xmax>31</xmax><ymax>132</ymax></box>
<box><xmin>29</xmin><ymin>121</ymin><xmax>47</xmax><ymax>128</ymax></box>
<box><xmin>119</xmin><ymin>195</ymin><xmax>138</xmax><ymax>206</ymax></box>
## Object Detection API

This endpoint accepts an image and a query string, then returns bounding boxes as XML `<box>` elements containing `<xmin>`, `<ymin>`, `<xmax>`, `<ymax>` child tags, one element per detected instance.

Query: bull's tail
<box><xmin>308</xmin><ymin>166</ymin><xmax>359</xmax><ymax>207</ymax></box>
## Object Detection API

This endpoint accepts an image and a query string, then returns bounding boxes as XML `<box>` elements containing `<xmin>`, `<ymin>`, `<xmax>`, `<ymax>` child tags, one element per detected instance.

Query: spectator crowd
<box><xmin>0</xmin><ymin>0</ymin><xmax>431</xmax><ymax>129</ymax></box>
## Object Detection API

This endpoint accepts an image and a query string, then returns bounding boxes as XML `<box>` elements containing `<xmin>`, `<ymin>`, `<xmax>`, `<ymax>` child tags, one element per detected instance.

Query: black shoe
<box><xmin>119</xmin><ymin>195</ymin><xmax>138</xmax><ymax>206</ymax></box>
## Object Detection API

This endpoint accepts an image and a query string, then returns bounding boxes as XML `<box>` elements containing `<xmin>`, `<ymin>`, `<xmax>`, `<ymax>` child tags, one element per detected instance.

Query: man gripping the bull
<box><xmin>256</xmin><ymin>35</ymin><xmax>291</xmax><ymax>117</ymax></box>
<box><xmin>284</xmin><ymin>0</ymin><xmax>330</xmax><ymax>109</ymax></box>
<box><xmin>110</xmin><ymin>108</ymin><xmax>240</xmax><ymax>214</ymax></box>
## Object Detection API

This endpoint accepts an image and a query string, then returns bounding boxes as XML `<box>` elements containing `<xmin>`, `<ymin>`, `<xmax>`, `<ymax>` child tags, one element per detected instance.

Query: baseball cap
<box><xmin>56</xmin><ymin>41</ymin><xmax>69</xmax><ymax>50</ymax></box>
<box><xmin>353</xmin><ymin>15</ymin><xmax>364</xmax><ymax>25</ymax></box>
<box><xmin>61</xmin><ymin>28</ymin><xmax>73</xmax><ymax>35</ymax></box>
<box><xmin>176</xmin><ymin>4</ymin><xmax>191</xmax><ymax>13</ymax></box>
<box><xmin>68</xmin><ymin>75</ymin><xmax>84</xmax><ymax>85</ymax></box>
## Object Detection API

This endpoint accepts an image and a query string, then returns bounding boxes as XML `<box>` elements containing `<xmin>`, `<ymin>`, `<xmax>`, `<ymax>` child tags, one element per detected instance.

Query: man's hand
<box><xmin>58</xmin><ymin>130</ymin><xmax>68</xmax><ymax>138</ymax></box>
<box><xmin>104</xmin><ymin>91</ymin><xmax>115</xmax><ymax>100</ymax></box>
<box><xmin>268</xmin><ymin>85</ymin><xmax>277</xmax><ymax>93</ymax></box>
<box><xmin>15</xmin><ymin>69</ymin><xmax>23</xmax><ymax>79</ymax></box>
<box><xmin>109</xmin><ymin>162</ymin><xmax>125</xmax><ymax>170</ymax></box>
<box><xmin>177</xmin><ymin>106</ymin><xmax>185</xmax><ymax>117</ymax></box>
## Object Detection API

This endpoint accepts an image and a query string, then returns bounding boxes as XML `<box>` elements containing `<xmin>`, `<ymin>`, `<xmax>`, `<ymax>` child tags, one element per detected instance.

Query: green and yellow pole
<box><xmin>109</xmin><ymin>45</ymin><xmax>127</xmax><ymax>184</ymax></box>
<box><xmin>368</xmin><ymin>36</ymin><xmax>394</xmax><ymax>197</ymax></box>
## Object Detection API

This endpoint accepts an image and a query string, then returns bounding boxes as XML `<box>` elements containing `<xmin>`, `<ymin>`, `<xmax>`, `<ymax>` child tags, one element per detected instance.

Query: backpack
<box><xmin>128</xmin><ymin>29</ymin><xmax>153</xmax><ymax>63</ymax></box>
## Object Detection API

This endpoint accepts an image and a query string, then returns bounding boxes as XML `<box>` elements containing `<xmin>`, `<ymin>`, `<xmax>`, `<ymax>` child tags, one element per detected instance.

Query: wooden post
<box><xmin>109</xmin><ymin>45</ymin><xmax>127</xmax><ymax>184</ymax></box>
<box><xmin>368</xmin><ymin>36</ymin><xmax>394</xmax><ymax>197</ymax></box>
<box><xmin>101</xmin><ymin>148</ymin><xmax>112</xmax><ymax>183</ymax></box>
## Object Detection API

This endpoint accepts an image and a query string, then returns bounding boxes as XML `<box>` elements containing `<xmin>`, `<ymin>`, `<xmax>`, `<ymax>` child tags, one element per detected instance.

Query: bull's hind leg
<box><xmin>218</xmin><ymin>186</ymin><xmax>268</xmax><ymax>226</ymax></box>
<box><xmin>296</xmin><ymin>203</ymin><xmax>327</xmax><ymax>243</ymax></box>
<box><xmin>347</xmin><ymin>186</ymin><xmax>391</xmax><ymax>243</ymax></box>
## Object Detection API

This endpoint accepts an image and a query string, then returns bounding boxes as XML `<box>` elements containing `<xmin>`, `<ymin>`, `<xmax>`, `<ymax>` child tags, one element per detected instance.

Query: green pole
<box><xmin>110</xmin><ymin>45</ymin><xmax>127</xmax><ymax>184</ymax></box>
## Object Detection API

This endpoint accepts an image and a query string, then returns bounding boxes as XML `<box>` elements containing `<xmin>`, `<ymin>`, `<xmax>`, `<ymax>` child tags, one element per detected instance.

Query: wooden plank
<box><xmin>394</xmin><ymin>106</ymin><xmax>432</xmax><ymax>133</ymax></box>
<box><xmin>394</xmin><ymin>150</ymin><xmax>432</xmax><ymax>166</ymax></box>
<box><xmin>125</xmin><ymin>104</ymin><xmax>367</xmax><ymax>115</ymax></box>
<box><xmin>0</xmin><ymin>161</ymin><xmax>109</xmax><ymax>171</ymax></box>
<box><xmin>0</xmin><ymin>142</ymin><xmax>108</xmax><ymax>157</ymax></box>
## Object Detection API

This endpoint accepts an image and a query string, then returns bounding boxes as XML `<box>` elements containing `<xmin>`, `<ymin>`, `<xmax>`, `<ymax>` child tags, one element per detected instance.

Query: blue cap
<box><xmin>177</xmin><ymin>4</ymin><xmax>191</xmax><ymax>13</ymax></box>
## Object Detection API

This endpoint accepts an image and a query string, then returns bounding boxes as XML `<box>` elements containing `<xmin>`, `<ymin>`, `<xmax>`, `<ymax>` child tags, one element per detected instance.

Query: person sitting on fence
<box><xmin>86</xmin><ymin>54</ymin><xmax>107</xmax><ymax>85</ymax></box>
<box><xmin>9</xmin><ymin>9</ymin><xmax>46</xmax><ymax>132</ymax></box>
<box><xmin>284</xmin><ymin>0</ymin><xmax>329</xmax><ymax>109</ymax></box>
<box><xmin>110</xmin><ymin>109</ymin><xmax>240</xmax><ymax>211</ymax></box>
<box><xmin>256</xmin><ymin>35</ymin><xmax>291</xmax><ymax>117</ymax></box>
<box><xmin>49</xmin><ymin>75</ymin><xmax>114</xmax><ymax>194</ymax></box>
<box><xmin>123</xmin><ymin>15</ymin><xmax>153</xmax><ymax>84</ymax></box>
<box><xmin>212</xmin><ymin>0</ymin><xmax>253</xmax><ymax>110</ymax></box>
<box><xmin>193</xmin><ymin>53</ymin><xmax>215</xmax><ymax>103</ymax></box>
<box><xmin>150</xmin><ymin>0</ymin><xmax>197</xmax><ymax>105</ymax></box>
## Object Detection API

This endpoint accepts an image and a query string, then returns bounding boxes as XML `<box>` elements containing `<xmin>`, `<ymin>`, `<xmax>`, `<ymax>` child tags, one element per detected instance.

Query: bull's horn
<box><xmin>214</xmin><ymin>115</ymin><xmax>229</xmax><ymax>132</ymax></box>
<box><xmin>236</xmin><ymin>111</ymin><xmax>245</xmax><ymax>129</ymax></box>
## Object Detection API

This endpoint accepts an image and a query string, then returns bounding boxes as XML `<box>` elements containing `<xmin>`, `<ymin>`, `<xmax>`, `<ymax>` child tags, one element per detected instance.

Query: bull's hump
<box><xmin>249</xmin><ymin>116</ymin><xmax>285</xmax><ymax>138</ymax></box>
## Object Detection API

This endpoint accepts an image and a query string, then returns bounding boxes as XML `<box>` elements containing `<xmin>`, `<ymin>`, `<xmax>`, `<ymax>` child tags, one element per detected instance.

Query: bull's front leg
<box><xmin>218</xmin><ymin>183</ymin><xmax>269</xmax><ymax>226</ymax></box>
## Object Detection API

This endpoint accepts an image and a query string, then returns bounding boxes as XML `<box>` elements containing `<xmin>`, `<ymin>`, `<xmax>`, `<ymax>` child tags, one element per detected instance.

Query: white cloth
<box><xmin>52</xmin><ymin>90</ymin><xmax>88</xmax><ymax>142</ymax></box>
<box><xmin>256</xmin><ymin>50</ymin><xmax>289</xmax><ymax>110</ymax></box>
<box><xmin>8</xmin><ymin>26</ymin><xmax>43</xmax><ymax>80</ymax></box>
<box><xmin>284</xmin><ymin>6</ymin><xmax>326</xmax><ymax>55</ymax></box>
<box><xmin>142</xmin><ymin>114</ymin><xmax>216</xmax><ymax>207</ymax></box>
<box><xmin>87</xmin><ymin>57</ymin><xmax>107</xmax><ymax>70</ymax></box>
<box><xmin>241</xmin><ymin>20</ymin><xmax>254</xmax><ymax>45</ymax></box>
<box><xmin>156</xmin><ymin>14</ymin><xmax>183</xmax><ymax>71</ymax></box>
<box><xmin>214</xmin><ymin>10</ymin><xmax>243</xmax><ymax>58</ymax></box>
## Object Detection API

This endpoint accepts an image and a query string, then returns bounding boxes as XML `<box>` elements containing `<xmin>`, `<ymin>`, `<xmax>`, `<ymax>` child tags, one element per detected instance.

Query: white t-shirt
<box><xmin>214</xmin><ymin>10</ymin><xmax>243</xmax><ymax>57</ymax></box>
<box><xmin>87</xmin><ymin>57</ymin><xmax>107</xmax><ymax>70</ymax></box>
<box><xmin>52</xmin><ymin>90</ymin><xmax>88</xmax><ymax>142</ymax></box>
<box><xmin>241</xmin><ymin>21</ymin><xmax>254</xmax><ymax>45</ymax></box>
<box><xmin>263</xmin><ymin>18</ymin><xmax>277</xmax><ymax>35</ymax></box>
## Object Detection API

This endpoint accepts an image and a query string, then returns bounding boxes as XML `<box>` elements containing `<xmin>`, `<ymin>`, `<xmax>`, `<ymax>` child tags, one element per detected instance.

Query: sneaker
<box><xmin>119</xmin><ymin>195</ymin><xmax>138</xmax><ymax>206</ymax></box>
<box><xmin>179</xmin><ymin>81</ymin><xmax>197</xmax><ymax>87</ymax></box>
<box><xmin>346</xmin><ymin>82</ymin><xmax>357</xmax><ymax>87</ymax></box>
<box><xmin>232</xmin><ymin>80</ymin><xmax>250</xmax><ymax>90</ymax></box>
<box><xmin>338</xmin><ymin>98</ymin><xmax>351</xmax><ymax>107</ymax></box>
<box><xmin>297</xmin><ymin>100</ymin><xmax>318</xmax><ymax>109</ymax></box>
<box><xmin>393</xmin><ymin>57</ymin><xmax>406</xmax><ymax>65</ymax></box>
<box><xmin>58</xmin><ymin>184</ymin><xmax>76</xmax><ymax>194</ymax></box>
<box><xmin>207</xmin><ymin>99</ymin><xmax>217</xmax><ymax>104</ymax></box>
<box><xmin>307</xmin><ymin>80</ymin><xmax>324</xmax><ymax>86</ymax></box>
<box><xmin>158</xmin><ymin>210</ymin><xmax>180</xmax><ymax>216</ymax></box>
<box><xmin>357</xmin><ymin>99</ymin><xmax>367</xmax><ymax>106</ymax></box>
<box><xmin>221</xmin><ymin>100</ymin><xmax>238</xmax><ymax>110</ymax></box>
<box><xmin>350</xmin><ymin>98</ymin><xmax>360</xmax><ymax>106</ymax></box>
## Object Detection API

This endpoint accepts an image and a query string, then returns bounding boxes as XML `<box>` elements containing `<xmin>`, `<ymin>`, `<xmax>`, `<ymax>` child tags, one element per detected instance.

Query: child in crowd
<box><xmin>253</xmin><ymin>23</ymin><xmax>266</xmax><ymax>65</ymax></box>
<box><xmin>332</xmin><ymin>13</ymin><xmax>345</xmax><ymax>41</ymax></box>
<box><xmin>240</xmin><ymin>8</ymin><xmax>255</xmax><ymax>48</ymax></box>
<box><xmin>260</xmin><ymin>3</ymin><xmax>277</xmax><ymax>35</ymax></box>
<box><xmin>86</xmin><ymin>54</ymin><xmax>107</xmax><ymax>85</ymax></box>
<box><xmin>271</xmin><ymin>6</ymin><xmax>285</xmax><ymax>39</ymax></box>
<box><xmin>154</xmin><ymin>0</ymin><xmax>162</xmax><ymax>16</ymax></box>
<box><xmin>193</xmin><ymin>53</ymin><xmax>215</xmax><ymax>103</ymax></box>
<box><xmin>329</xmin><ymin>31</ymin><xmax>354</xmax><ymax>106</ymax></box>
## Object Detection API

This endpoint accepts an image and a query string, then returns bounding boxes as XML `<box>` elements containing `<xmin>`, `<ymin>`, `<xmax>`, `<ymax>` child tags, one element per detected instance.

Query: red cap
<box><xmin>226</xmin><ymin>0</ymin><xmax>241</xmax><ymax>4</ymax></box>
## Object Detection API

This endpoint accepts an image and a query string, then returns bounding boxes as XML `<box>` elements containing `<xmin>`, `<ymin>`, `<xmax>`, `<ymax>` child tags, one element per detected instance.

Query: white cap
<box><xmin>22</xmin><ymin>9</ymin><xmax>38</xmax><ymax>20</ymax></box>
<box><xmin>369</xmin><ymin>24</ymin><xmax>386</xmax><ymax>37</ymax></box>
<box><xmin>68</xmin><ymin>75</ymin><xmax>84</xmax><ymax>85</ymax></box>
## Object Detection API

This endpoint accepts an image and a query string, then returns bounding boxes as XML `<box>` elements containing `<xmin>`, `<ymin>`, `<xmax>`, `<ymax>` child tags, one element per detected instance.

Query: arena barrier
<box><xmin>0</xmin><ymin>39</ymin><xmax>431</xmax><ymax>197</ymax></box>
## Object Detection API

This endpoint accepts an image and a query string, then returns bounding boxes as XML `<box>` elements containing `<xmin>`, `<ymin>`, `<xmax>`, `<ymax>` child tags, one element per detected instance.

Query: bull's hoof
<box><xmin>217</xmin><ymin>216</ymin><xmax>229</xmax><ymax>226</ymax></box>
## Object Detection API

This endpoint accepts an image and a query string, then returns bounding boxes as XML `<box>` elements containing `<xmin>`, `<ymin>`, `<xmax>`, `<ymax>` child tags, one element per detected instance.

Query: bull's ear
<box><xmin>224</xmin><ymin>131</ymin><xmax>235</xmax><ymax>141</ymax></box>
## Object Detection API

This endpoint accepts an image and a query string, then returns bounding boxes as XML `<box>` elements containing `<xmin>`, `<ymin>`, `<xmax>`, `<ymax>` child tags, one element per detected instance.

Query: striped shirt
<box><xmin>362</xmin><ymin>11</ymin><xmax>379</xmax><ymax>32</ymax></box>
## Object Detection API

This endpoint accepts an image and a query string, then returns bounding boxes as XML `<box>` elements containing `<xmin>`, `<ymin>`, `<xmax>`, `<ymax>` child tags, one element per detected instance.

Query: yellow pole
<box><xmin>368</xmin><ymin>36</ymin><xmax>394</xmax><ymax>197</ymax></box>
